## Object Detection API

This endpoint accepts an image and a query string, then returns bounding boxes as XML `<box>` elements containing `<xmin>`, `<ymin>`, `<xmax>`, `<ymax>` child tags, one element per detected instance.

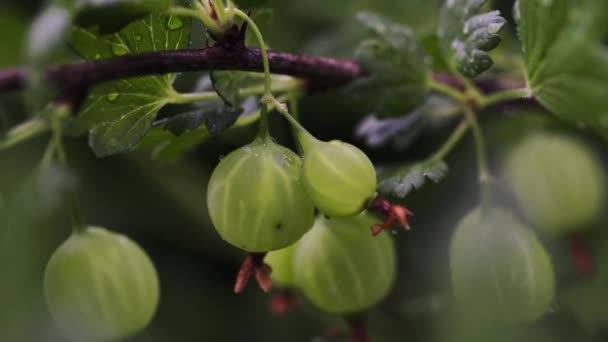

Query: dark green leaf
<box><xmin>438</xmin><ymin>0</ymin><xmax>506</xmax><ymax>78</ymax></box>
<box><xmin>561</xmin><ymin>282</ymin><xmax>608</xmax><ymax>334</ymax></box>
<box><xmin>344</xmin><ymin>12</ymin><xmax>429</xmax><ymax>118</ymax></box>
<box><xmin>68</xmin><ymin>11</ymin><xmax>191</xmax><ymax>156</ymax></box>
<box><xmin>164</xmin><ymin>104</ymin><xmax>244</xmax><ymax>136</ymax></box>
<box><xmin>165</xmin><ymin>111</ymin><xmax>206</xmax><ymax>136</ymax></box>
<box><xmin>74</xmin><ymin>0</ymin><xmax>172</xmax><ymax>34</ymax></box>
<box><xmin>377</xmin><ymin>159</ymin><xmax>449</xmax><ymax>198</ymax></box>
<box><xmin>518</xmin><ymin>0</ymin><xmax>608</xmax><ymax>137</ymax></box>
<box><xmin>136</xmin><ymin>126</ymin><xmax>210</xmax><ymax>162</ymax></box>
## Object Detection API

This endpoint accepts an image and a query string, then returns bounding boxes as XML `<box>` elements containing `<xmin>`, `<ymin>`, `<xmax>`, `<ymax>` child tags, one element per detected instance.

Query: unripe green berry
<box><xmin>207</xmin><ymin>138</ymin><xmax>315</xmax><ymax>252</ymax></box>
<box><xmin>265</xmin><ymin>243</ymin><xmax>298</xmax><ymax>288</ymax></box>
<box><xmin>302</xmin><ymin>140</ymin><xmax>376</xmax><ymax>217</ymax></box>
<box><xmin>504</xmin><ymin>132</ymin><xmax>606</xmax><ymax>236</ymax></box>
<box><xmin>44</xmin><ymin>227</ymin><xmax>159</xmax><ymax>342</ymax></box>
<box><xmin>294</xmin><ymin>212</ymin><xmax>396</xmax><ymax>314</ymax></box>
<box><xmin>450</xmin><ymin>207</ymin><xmax>555</xmax><ymax>325</ymax></box>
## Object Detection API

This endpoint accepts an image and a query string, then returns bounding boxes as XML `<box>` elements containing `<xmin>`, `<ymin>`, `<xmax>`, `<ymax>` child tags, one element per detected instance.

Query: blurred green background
<box><xmin>1</xmin><ymin>0</ymin><xmax>608</xmax><ymax>341</ymax></box>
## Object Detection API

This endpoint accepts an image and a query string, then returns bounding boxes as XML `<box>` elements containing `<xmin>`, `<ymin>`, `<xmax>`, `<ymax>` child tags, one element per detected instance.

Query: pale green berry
<box><xmin>294</xmin><ymin>212</ymin><xmax>396</xmax><ymax>314</ymax></box>
<box><xmin>504</xmin><ymin>132</ymin><xmax>606</xmax><ymax>235</ymax></box>
<box><xmin>207</xmin><ymin>138</ymin><xmax>315</xmax><ymax>252</ymax></box>
<box><xmin>302</xmin><ymin>140</ymin><xmax>377</xmax><ymax>217</ymax></box>
<box><xmin>450</xmin><ymin>207</ymin><xmax>555</xmax><ymax>324</ymax></box>
<box><xmin>44</xmin><ymin>227</ymin><xmax>159</xmax><ymax>342</ymax></box>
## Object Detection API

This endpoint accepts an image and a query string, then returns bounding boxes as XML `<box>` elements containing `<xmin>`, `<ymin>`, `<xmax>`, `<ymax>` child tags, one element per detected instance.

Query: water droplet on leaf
<box><xmin>111</xmin><ymin>45</ymin><xmax>128</xmax><ymax>56</ymax></box>
<box><xmin>106</xmin><ymin>92</ymin><xmax>119</xmax><ymax>102</ymax></box>
<box><xmin>168</xmin><ymin>17</ymin><xmax>183</xmax><ymax>30</ymax></box>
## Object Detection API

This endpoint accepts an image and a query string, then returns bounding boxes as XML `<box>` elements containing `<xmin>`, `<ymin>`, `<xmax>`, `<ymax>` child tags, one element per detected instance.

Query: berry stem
<box><xmin>463</xmin><ymin>105</ymin><xmax>491</xmax><ymax>211</ymax></box>
<box><xmin>428</xmin><ymin>118</ymin><xmax>469</xmax><ymax>162</ymax></box>
<box><xmin>49</xmin><ymin>104</ymin><xmax>86</xmax><ymax>233</ymax></box>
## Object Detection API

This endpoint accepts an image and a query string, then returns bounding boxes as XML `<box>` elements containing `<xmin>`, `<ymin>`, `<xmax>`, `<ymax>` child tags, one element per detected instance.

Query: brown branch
<box><xmin>0</xmin><ymin>46</ymin><xmax>362</xmax><ymax>94</ymax></box>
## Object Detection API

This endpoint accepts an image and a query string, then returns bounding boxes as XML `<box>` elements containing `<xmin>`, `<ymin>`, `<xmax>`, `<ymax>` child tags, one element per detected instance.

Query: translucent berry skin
<box><xmin>207</xmin><ymin>139</ymin><xmax>315</xmax><ymax>252</ymax></box>
<box><xmin>450</xmin><ymin>207</ymin><xmax>555</xmax><ymax>324</ymax></box>
<box><xmin>44</xmin><ymin>227</ymin><xmax>159</xmax><ymax>342</ymax></box>
<box><xmin>265</xmin><ymin>243</ymin><xmax>298</xmax><ymax>288</ymax></box>
<box><xmin>505</xmin><ymin>132</ymin><xmax>606</xmax><ymax>236</ymax></box>
<box><xmin>302</xmin><ymin>140</ymin><xmax>377</xmax><ymax>217</ymax></box>
<box><xmin>294</xmin><ymin>213</ymin><xmax>396</xmax><ymax>314</ymax></box>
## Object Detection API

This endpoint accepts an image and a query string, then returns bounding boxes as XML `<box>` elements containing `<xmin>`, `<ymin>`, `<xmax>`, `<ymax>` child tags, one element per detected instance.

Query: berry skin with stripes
<box><xmin>44</xmin><ymin>227</ymin><xmax>159</xmax><ymax>342</ymax></box>
<box><xmin>450</xmin><ymin>207</ymin><xmax>555</xmax><ymax>324</ymax></box>
<box><xmin>301</xmin><ymin>140</ymin><xmax>376</xmax><ymax>218</ymax></box>
<box><xmin>294</xmin><ymin>212</ymin><xmax>396</xmax><ymax>314</ymax></box>
<box><xmin>207</xmin><ymin>138</ymin><xmax>315</xmax><ymax>252</ymax></box>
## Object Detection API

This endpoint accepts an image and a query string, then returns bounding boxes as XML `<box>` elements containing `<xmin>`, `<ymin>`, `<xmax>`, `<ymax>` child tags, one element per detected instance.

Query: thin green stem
<box><xmin>428</xmin><ymin>78</ymin><xmax>466</xmax><ymax>102</ymax></box>
<box><xmin>463</xmin><ymin>105</ymin><xmax>491</xmax><ymax>211</ymax></box>
<box><xmin>39</xmin><ymin>138</ymin><xmax>56</xmax><ymax>170</ymax></box>
<box><xmin>50</xmin><ymin>105</ymin><xmax>85</xmax><ymax>233</ymax></box>
<box><xmin>256</xmin><ymin>104</ymin><xmax>270</xmax><ymax>140</ymax></box>
<box><xmin>478</xmin><ymin>88</ymin><xmax>529</xmax><ymax>109</ymax></box>
<box><xmin>213</xmin><ymin>0</ymin><xmax>227</xmax><ymax>26</ymax></box>
<box><xmin>270</xmin><ymin>97</ymin><xmax>318</xmax><ymax>153</ymax></box>
<box><xmin>167</xmin><ymin>7</ymin><xmax>222</xmax><ymax>34</ymax></box>
<box><xmin>428</xmin><ymin>119</ymin><xmax>469</xmax><ymax>162</ymax></box>
<box><xmin>234</xmin><ymin>9</ymin><xmax>272</xmax><ymax>98</ymax></box>
<box><xmin>457</xmin><ymin>74</ymin><xmax>484</xmax><ymax>103</ymax></box>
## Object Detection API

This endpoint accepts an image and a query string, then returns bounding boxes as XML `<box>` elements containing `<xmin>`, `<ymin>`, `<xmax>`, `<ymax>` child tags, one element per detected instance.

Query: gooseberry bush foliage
<box><xmin>0</xmin><ymin>0</ymin><xmax>607</xmax><ymax>341</ymax></box>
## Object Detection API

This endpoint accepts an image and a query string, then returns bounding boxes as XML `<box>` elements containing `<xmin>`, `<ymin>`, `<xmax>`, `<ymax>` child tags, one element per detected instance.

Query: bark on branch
<box><xmin>0</xmin><ymin>46</ymin><xmax>363</xmax><ymax>94</ymax></box>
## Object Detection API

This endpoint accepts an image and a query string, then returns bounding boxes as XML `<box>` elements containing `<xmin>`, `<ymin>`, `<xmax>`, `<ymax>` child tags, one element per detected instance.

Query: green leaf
<box><xmin>136</xmin><ymin>125</ymin><xmax>210</xmax><ymax>162</ymax></box>
<box><xmin>210</xmin><ymin>71</ymin><xmax>260</xmax><ymax>107</ymax></box>
<box><xmin>68</xmin><ymin>11</ymin><xmax>191</xmax><ymax>157</ymax></box>
<box><xmin>74</xmin><ymin>0</ymin><xmax>172</xmax><ymax>34</ymax></box>
<box><xmin>438</xmin><ymin>0</ymin><xmax>506</xmax><ymax>78</ymax></box>
<box><xmin>377</xmin><ymin>159</ymin><xmax>448</xmax><ymax>198</ymax></box>
<box><xmin>518</xmin><ymin>0</ymin><xmax>608</xmax><ymax>137</ymax></box>
<box><xmin>344</xmin><ymin>12</ymin><xmax>429</xmax><ymax>118</ymax></box>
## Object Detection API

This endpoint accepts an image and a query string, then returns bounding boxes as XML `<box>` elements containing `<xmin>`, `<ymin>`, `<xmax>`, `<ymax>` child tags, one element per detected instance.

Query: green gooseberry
<box><xmin>44</xmin><ymin>226</ymin><xmax>159</xmax><ymax>342</ymax></box>
<box><xmin>294</xmin><ymin>212</ymin><xmax>396</xmax><ymax>314</ymax></box>
<box><xmin>450</xmin><ymin>207</ymin><xmax>555</xmax><ymax>325</ymax></box>
<box><xmin>504</xmin><ymin>132</ymin><xmax>606</xmax><ymax>236</ymax></box>
<box><xmin>207</xmin><ymin>138</ymin><xmax>315</xmax><ymax>252</ymax></box>
<box><xmin>264</xmin><ymin>243</ymin><xmax>298</xmax><ymax>288</ymax></box>
<box><xmin>301</xmin><ymin>139</ymin><xmax>377</xmax><ymax>218</ymax></box>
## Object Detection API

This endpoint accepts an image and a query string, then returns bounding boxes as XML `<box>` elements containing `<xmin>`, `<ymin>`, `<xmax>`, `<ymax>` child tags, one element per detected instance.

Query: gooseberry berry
<box><xmin>504</xmin><ymin>132</ymin><xmax>606</xmax><ymax>236</ymax></box>
<box><xmin>301</xmin><ymin>140</ymin><xmax>377</xmax><ymax>217</ymax></box>
<box><xmin>450</xmin><ymin>207</ymin><xmax>555</xmax><ymax>324</ymax></box>
<box><xmin>294</xmin><ymin>212</ymin><xmax>396</xmax><ymax>314</ymax></box>
<box><xmin>265</xmin><ymin>243</ymin><xmax>298</xmax><ymax>288</ymax></box>
<box><xmin>207</xmin><ymin>138</ymin><xmax>315</xmax><ymax>252</ymax></box>
<box><xmin>44</xmin><ymin>226</ymin><xmax>159</xmax><ymax>342</ymax></box>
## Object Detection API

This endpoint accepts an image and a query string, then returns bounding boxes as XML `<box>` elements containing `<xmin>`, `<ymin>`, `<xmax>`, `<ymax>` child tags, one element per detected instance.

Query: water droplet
<box><xmin>168</xmin><ymin>17</ymin><xmax>183</xmax><ymax>30</ymax></box>
<box><xmin>94</xmin><ymin>53</ymin><xmax>101</xmax><ymax>60</ymax></box>
<box><xmin>134</xmin><ymin>35</ymin><xmax>142</xmax><ymax>41</ymax></box>
<box><xmin>243</xmin><ymin>146</ymin><xmax>252</xmax><ymax>153</ymax></box>
<box><xmin>219</xmin><ymin>155</ymin><xmax>225</xmax><ymax>161</ymax></box>
<box><xmin>111</xmin><ymin>44</ymin><xmax>128</xmax><ymax>56</ymax></box>
<box><xmin>541</xmin><ymin>0</ymin><xmax>553</xmax><ymax>7</ymax></box>
<box><xmin>106</xmin><ymin>92</ymin><xmax>119</xmax><ymax>102</ymax></box>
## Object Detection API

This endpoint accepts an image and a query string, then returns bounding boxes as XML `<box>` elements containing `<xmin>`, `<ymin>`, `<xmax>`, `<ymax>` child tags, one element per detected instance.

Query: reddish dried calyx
<box><xmin>369</xmin><ymin>196</ymin><xmax>414</xmax><ymax>236</ymax></box>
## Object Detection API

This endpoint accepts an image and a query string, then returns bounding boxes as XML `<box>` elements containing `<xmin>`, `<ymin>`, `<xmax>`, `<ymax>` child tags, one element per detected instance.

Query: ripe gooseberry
<box><xmin>450</xmin><ymin>207</ymin><xmax>555</xmax><ymax>325</ymax></box>
<box><xmin>504</xmin><ymin>132</ymin><xmax>606</xmax><ymax>236</ymax></box>
<box><xmin>207</xmin><ymin>138</ymin><xmax>315</xmax><ymax>252</ymax></box>
<box><xmin>294</xmin><ymin>212</ymin><xmax>396</xmax><ymax>314</ymax></box>
<box><xmin>301</xmin><ymin>139</ymin><xmax>377</xmax><ymax>218</ymax></box>
<box><xmin>44</xmin><ymin>226</ymin><xmax>159</xmax><ymax>342</ymax></box>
